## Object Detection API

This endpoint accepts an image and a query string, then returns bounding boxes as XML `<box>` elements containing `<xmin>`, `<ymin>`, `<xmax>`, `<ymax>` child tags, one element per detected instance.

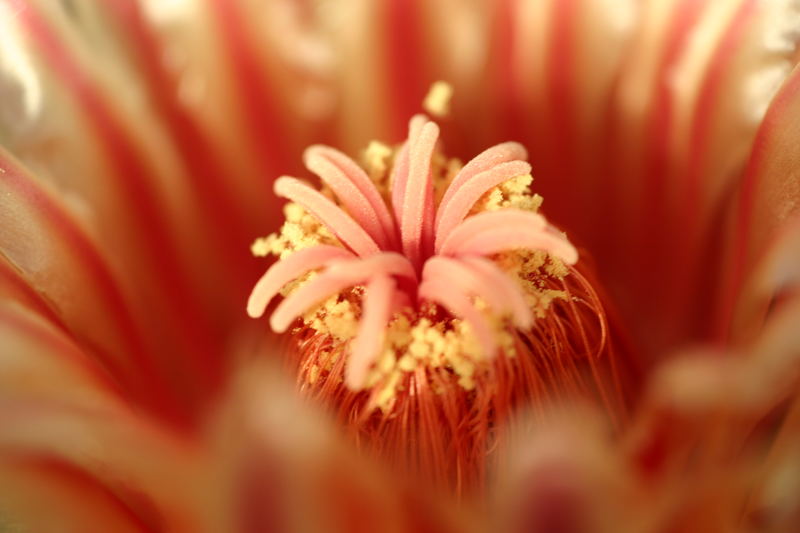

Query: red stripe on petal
<box><xmin>15</xmin><ymin>4</ymin><xmax>224</xmax><ymax>398</ymax></box>
<box><xmin>0</xmin><ymin>303</ymin><xmax>126</xmax><ymax>400</ymax></box>
<box><xmin>208</xmin><ymin>0</ymin><xmax>292</xmax><ymax>178</ymax></box>
<box><xmin>672</xmin><ymin>0</ymin><xmax>756</xmax><ymax>342</ymax></box>
<box><xmin>545</xmin><ymin>0</ymin><xmax>578</xmax><ymax>212</ymax></box>
<box><xmin>385</xmin><ymin>0</ymin><xmax>428</xmax><ymax>139</ymax></box>
<box><xmin>104</xmin><ymin>0</ymin><xmax>261</xmax><ymax>292</ymax></box>
<box><xmin>0</xmin><ymin>149</ymin><xmax>181</xmax><ymax>423</ymax></box>
<box><xmin>0</xmin><ymin>256</ymin><xmax>69</xmax><ymax>334</ymax></box>
<box><xmin>718</xmin><ymin>67</ymin><xmax>800</xmax><ymax>342</ymax></box>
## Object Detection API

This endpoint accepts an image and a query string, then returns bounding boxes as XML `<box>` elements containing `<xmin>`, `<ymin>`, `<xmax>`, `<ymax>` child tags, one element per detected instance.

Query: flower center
<box><xmin>247</xmin><ymin>107</ymin><xmax>627</xmax><ymax>491</ymax></box>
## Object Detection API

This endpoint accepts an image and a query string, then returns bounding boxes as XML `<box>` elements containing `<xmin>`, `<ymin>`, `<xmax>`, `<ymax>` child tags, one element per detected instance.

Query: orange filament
<box><xmin>285</xmin><ymin>261</ymin><xmax>628</xmax><ymax>495</ymax></box>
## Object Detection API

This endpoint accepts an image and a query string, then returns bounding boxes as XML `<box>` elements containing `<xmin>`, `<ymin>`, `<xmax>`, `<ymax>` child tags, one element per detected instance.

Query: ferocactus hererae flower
<box><xmin>247</xmin><ymin>110</ymin><xmax>626</xmax><ymax>490</ymax></box>
<box><xmin>1</xmin><ymin>0</ymin><xmax>800</xmax><ymax>532</ymax></box>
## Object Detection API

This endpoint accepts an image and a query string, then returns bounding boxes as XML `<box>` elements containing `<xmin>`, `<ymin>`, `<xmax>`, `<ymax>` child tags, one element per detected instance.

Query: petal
<box><xmin>719</xmin><ymin>66</ymin><xmax>800</xmax><ymax>342</ymax></box>
<box><xmin>207</xmin><ymin>359</ymin><xmax>464</xmax><ymax>533</ymax></box>
<box><xmin>2</xmin><ymin>4</ymin><xmax>236</xmax><ymax>400</ymax></box>
<box><xmin>0</xmin><ymin>148</ymin><xmax>181</xmax><ymax>419</ymax></box>
<box><xmin>493</xmin><ymin>411</ymin><xmax>636</xmax><ymax>533</ymax></box>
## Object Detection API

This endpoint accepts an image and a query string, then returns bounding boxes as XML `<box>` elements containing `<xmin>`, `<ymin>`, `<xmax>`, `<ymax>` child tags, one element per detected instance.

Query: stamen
<box><xmin>248</xmin><ymin>110</ymin><xmax>628</xmax><ymax>493</ymax></box>
<box><xmin>417</xmin><ymin>278</ymin><xmax>497</xmax><ymax>358</ymax></box>
<box><xmin>422</xmin><ymin>80</ymin><xmax>454</xmax><ymax>118</ymax></box>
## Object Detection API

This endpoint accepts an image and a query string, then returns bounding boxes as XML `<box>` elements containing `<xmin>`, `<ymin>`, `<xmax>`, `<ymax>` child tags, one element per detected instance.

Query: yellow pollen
<box><xmin>423</xmin><ymin>80</ymin><xmax>454</xmax><ymax>118</ymax></box>
<box><xmin>362</xmin><ymin>141</ymin><xmax>393</xmax><ymax>182</ymax></box>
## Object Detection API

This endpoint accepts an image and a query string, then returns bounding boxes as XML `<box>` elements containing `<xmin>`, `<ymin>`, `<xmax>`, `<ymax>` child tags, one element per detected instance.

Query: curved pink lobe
<box><xmin>459</xmin><ymin>256</ymin><xmax>533</xmax><ymax>329</ymax></box>
<box><xmin>390</xmin><ymin>143</ymin><xmax>410</xmax><ymax>221</ymax></box>
<box><xmin>434</xmin><ymin>160</ymin><xmax>532</xmax><ymax>247</ymax></box>
<box><xmin>453</xmin><ymin>224</ymin><xmax>578</xmax><ymax>265</ymax></box>
<box><xmin>418</xmin><ymin>279</ymin><xmax>497</xmax><ymax>358</ymax></box>
<box><xmin>401</xmin><ymin>121</ymin><xmax>440</xmax><ymax>269</ymax></box>
<box><xmin>438</xmin><ymin>210</ymin><xmax>546</xmax><ymax>254</ymax></box>
<box><xmin>391</xmin><ymin>115</ymin><xmax>428</xmax><ymax>221</ymax></box>
<box><xmin>247</xmin><ymin>246</ymin><xmax>354</xmax><ymax>318</ymax></box>
<box><xmin>422</xmin><ymin>173</ymin><xmax>437</xmax><ymax>260</ymax></box>
<box><xmin>274</xmin><ymin>177</ymin><xmax>380</xmax><ymax>257</ymax></box>
<box><xmin>309</xmin><ymin>146</ymin><xmax>398</xmax><ymax>246</ymax></box>
<box><xmin>437</xmin><ymin>142</ymin><xmax>528</xmax><ymax>221</ymax></box>
<box><xmin>324</xmin><ymin>252</ymin><xmax>417</xmax><ymax>281</ymax></box>
<box><xmin>422</xmin><ymin>257</ymin><xmax>509</xmax><ymax>318</ymax></box>
<box><xmin>270</xmin><ymin>252</ymin><xmax>414</xmax><ymax>333</ymax></box>
<box><xmin>304</xmin><ymin>146</ymin><xmax>396</xmax><ymax>249</ymax></box>
<box><xmin>346</xmin><ymin>275</ymin><xmax>396</xmax><ymax>389</ymax></box>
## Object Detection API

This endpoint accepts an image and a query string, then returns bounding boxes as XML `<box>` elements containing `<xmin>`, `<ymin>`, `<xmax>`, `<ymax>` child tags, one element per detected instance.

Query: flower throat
<box><xmin>248</xmin><ymin>103</ymin><xmax>629</xmax><ymax>492</ymax></box>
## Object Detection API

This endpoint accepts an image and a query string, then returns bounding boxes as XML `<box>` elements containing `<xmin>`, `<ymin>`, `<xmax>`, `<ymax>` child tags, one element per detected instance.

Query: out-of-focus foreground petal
<box><xmin>493</xmin><ymin>412</ymin><xmax>640</xmax><ymax>533</ymax></box>
<box><xmin>0</xmin><ymin>301</ymin><xmax>203</xmax><ymax>532</ymax></box>
<box><xmin>494</xmin><ymin>286</ymin><xmax>800</xmax><ymax>533</ymax></box>
<box><xmin>626</xmin><ymin>297</ymin><xmax>800</xmax><ymax>532</ymax></box>
<box><xmin>205</xmin><ymin>359</ymin><xmax>470</xmax><ymax>533</ymax></box>
<box><xmin>0</xmin><ymin>0</ymin><xmax>340</xmax><ymax>423</ymax></box>
<box><xmin>719</xmin><ymin>64</ymin><xmax>800</xmax><ymax>344</ymax></box>
<box><xmin>0</xmin><ymin>147</ymin><xmax>182</xmax><ymax>420</ymax></box>
<box><xmin>0</xmin><ymin>329</ymin><xmax>467</xmax><ymax>533</ymax></box>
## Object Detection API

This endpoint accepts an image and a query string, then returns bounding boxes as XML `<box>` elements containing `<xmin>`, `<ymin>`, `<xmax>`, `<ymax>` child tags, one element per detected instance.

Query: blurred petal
<box><xmin>0</xmin><ymin>148</ymin><xmax>179</xmax><ymax>417</ymax></box>
<box><xmin>493</xmin><ymin>411</ymin><xmax>640</xmax><ymax>533</ymax></box>
<box><xmin>0</xmin><ymin>307</ymin><xmax>203</xmax><ymax>531</ymax></box>
<box><xmin>205</xmin><ymin>359</ymin><xmax>467</xmax><ymax>533</ymax></box>
<box><xmin>720</xmin><ymin>65</ymin><xmax>800</xmax><ymax>343</ymax></box>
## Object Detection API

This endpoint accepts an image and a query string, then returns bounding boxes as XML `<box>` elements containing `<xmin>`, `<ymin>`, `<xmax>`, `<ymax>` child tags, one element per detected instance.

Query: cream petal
<box><xmin>0</xmin><ymin>149</ymin><xmax>186</xmax><ymax>421</ymax></box>
<box><xmin>718</xmin><ymin>66</ymin><xmax>800</xmax><ymax>344</ymax></box>
<box><xmin>0</xmin><ymin>307</ymin><xmax>203</xmax><ymax>531</ymax></box>
<box><xmin>0</xmin><ymin>4</ymin><xmax>248</xmax><ymax>407</ymax></box>
<box><xmin>493</xmin><ymin>411</ymin><xmax>641</xmax><ymax>533</ymax></box>
<box><xmin>204</xmin><ymin>358</ymin><xmax>466</xmax><ymax>533</ymax></box>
